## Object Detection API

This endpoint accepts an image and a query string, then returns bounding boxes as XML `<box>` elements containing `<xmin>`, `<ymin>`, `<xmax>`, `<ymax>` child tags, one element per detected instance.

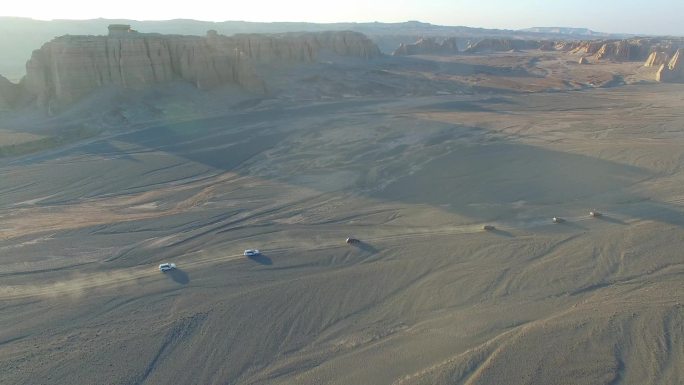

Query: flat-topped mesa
<box><xmin>22</xmin><ymin>27</ymin><xmax>381</xmax><ymax>108</ymax></box>
<box><xmin>657</xmin><ymin>48</ymin><xmax>684</xmax><ymax>82</ymax></box>
<box><xmin>464</xmin><ymin>39</ymin><xmax>542</xmax><ymax>53</ymax></box>
<box><xmin>392</xmin><ymin>37</ymin><xmax>459</xmax><ymax>56</ymax></box>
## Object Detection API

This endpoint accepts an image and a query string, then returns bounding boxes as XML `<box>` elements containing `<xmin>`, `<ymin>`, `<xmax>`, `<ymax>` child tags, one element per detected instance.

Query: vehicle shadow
<box><xmin>351</xmin><ymin>241</ymin><xmax>379</xmax><ymax>254</ymax></box>
<box><xmin>489</xmin><ymin>228</ymin><xmax>514</xmax><ymax>237</ymax></box>
<box><xmin>166</xmin><ymin>268</ymin><xmax>190</xmax><ymax>284</ymax></box>
<box><xmin>596</xmin><ymin>215</ymin><xmax>628</xmax><ymax>225</ymax></box>
<box><xmin>554</xmin><ymin>220</ymin><xmax>587</xmax><ymax>230</ymax></box>
<box><xmin>248</xmin><ymin>254</ymin><xmax>273</xmax><ymax>265</ymax></box>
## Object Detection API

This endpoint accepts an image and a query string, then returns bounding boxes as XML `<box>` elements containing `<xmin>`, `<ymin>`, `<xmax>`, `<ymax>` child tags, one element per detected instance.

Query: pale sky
<box><xmin>2</xmin><ymin>0</ymin><xmax>683</xmax><ymax>36</ymax></box>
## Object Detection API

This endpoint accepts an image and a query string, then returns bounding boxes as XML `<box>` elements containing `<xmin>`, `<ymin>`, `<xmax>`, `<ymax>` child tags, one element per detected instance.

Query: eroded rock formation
<box><xmin>20</xmin><ymin>28</ymin><xmax>381</xmax><ymax>108</ymax></box>
<box><xmin>392</xmin><ymin>37</ymin><xmax>459</xmax><ymax>56</ymax></box>
<box><xmin>464</xmin><ymin>39</ymin><xmax>542</xmax><ymax>53</ymax></box>
<box><xmin>567</xmin><ymin>41</ymin><xmax>606</xmax><ymax>56</ymax></box>
<box><xmin>0</xmin><ymin>75</ymin><xmax>19</xmax><ymax>110</ymax></box>
<box><xmin>656</xmin><ymin>48</ymin><xmax>684</xmax><ymax>82</ymax></box>
<box><xmin>594</xmin><ymin>40</ymin><xmax>652</xmax><ymax>61</ymax></box>
<box><xmin>645</xmin><ymin>51</ymin><xmax>670</xmax><ymax>67</ymax></box>
<box><xmin>563</xmin><ymin>38</ymin><xmax>684</xmax><ymax>63</ymax></box>
<box><xmin>539</xmin><ymin>41</ymin><xmax>555</xmax><ymax>51</ymax></box>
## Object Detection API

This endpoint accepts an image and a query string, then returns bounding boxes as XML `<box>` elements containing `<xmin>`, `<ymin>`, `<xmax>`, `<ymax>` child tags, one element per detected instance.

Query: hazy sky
<box><xmin>3</xmin><ymin>0</ymin><xmax>683</xmax><ymax>36</ymax></box>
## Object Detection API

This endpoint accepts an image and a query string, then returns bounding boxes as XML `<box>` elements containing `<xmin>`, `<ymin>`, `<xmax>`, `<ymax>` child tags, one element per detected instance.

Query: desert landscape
<box><xmin>0</xmin><ymin>16</ymin><xmax>683</xmax><ymax>385</ymax></box>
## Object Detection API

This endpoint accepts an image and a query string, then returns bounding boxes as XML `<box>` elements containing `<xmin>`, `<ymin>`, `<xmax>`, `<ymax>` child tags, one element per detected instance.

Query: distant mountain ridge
<box><xmin>521</xmin><ymin>27</ymin><xmax>623</xmax><ymax>37</ymax></box>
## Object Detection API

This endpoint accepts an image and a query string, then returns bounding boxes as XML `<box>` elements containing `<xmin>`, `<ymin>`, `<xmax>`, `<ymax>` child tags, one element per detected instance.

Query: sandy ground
<box><xmin>0</xmin><ymin>53</ymin><xmax>683</xmax><ymax>385</ymax></box>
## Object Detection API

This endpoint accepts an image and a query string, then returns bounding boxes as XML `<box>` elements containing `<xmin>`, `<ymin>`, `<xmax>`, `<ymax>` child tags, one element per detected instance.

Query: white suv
<box><xmin>243</xmin><ymin>249</ymin><xmax>260</xmax><ymax>257</ymax></box>
<box><xmin>159</xmin><ymin>263</ymin><xmax>176</xmax><ymax>272</ymax></box>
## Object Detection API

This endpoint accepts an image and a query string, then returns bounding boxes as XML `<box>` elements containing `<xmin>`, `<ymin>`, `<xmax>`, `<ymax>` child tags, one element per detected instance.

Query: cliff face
<box><xmin>392</xmin><ymin>37</ymin><xmax>459</xmax><ymax>56</ymax></box>
<box><xmin>645</xmin><ymin>51</ymin><xmax>670</xmax><ymax>67</ymax></box>
<box><xmin>656</xmin><ymin>49</ymin><xmax>684</xmax><ymax>82</ymax></box>
<box><xmin>217</xmin><ymin>31</ymin><xmax>380</xmax><ymax>62</ymax></box>
<box><xmin>594</xmin><ymin>40</ymin><xmax>652</xmax><ymax>61</ymax></box>
<box><xmin>0</xmin><ymin>74</ymin><xmax>19</xmax><ymax>109</ymax></box>
<box><xmin>561</xmin><ymin>38</ymin><xmax>684</xmax><ymax>82</ymax></box>
<box><xmin>539</xmin><ymin>41</ymin><xmax>555</xmax><ymax>51</ymax></box>
<box><xmin>464</xmin><ymin>39</ymin><xmax>542</xmax><ymax>53</ymax></box>
<box><xmin>563</xmin><ymin>38</ymin><xmax>684</xmax><ymax>63</ymax></box>
<box><xmin>567</xmin><ymin>41</ymin><xmax>606</xmax><ymax>56</ymax></box>
<box><xmin>22</xmin><ymin>30</ymin><xmax>381</xmax><ymax>108</ymax></box>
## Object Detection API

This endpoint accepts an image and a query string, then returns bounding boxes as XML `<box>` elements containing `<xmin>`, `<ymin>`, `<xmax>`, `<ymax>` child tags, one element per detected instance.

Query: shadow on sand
<box><xmin>553</xmin><ymin>220</ymin><xmax>587</xmax><ymax>231</ymax></box>
<box><xmin>596</xmin><ymin>215</ymin><xmax>629</xmax><ymax>225</ymax></box>
<box><xmin>73</xmin><ymin>96</ymin><xmax>666</xmax><ymax>230</ymax></box>
<box><xmin>166</xmin><ymin>268</ymin><xmax>190</xmax><ymax>284</ymax></box>
<box><xmin>248</xmin><ymin>254</ymin><xmax>273</xmax><ymax>265</ymax></box>
<box><xmin>489</xmin><ymin>229</ymin><xmax>514</xmax><ymax>238</ymax></box>
<box><xmin>351</xmin><ymin>241</ymin><xmax>379</xmax><ymax>254</ymax></box>
<box><xmin>624</xmin><ymin>201</ymin><xmax>684</xmax><ymax>228</ymax></box>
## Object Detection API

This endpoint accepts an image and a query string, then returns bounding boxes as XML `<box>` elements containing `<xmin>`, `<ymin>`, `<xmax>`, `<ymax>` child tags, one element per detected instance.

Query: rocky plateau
<box><xmin>15</xmin><ymin>27</ymin><xmax>380</xmax><ymax>109</ymax></box>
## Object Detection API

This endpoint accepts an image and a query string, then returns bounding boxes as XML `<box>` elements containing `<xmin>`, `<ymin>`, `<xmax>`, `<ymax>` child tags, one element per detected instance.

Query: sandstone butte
<box><xmin>656</xmin><ymin>48</ymin><xmax>684</xmax><ymax>82</ymax></box>
<box><xmin>16</xmin><ymin>26</ymin><xmax>381</xmax><ymax>109</ymax></box>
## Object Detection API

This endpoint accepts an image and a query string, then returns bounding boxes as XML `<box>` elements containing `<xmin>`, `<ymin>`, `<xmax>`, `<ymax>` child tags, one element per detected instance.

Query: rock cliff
<box><xmin>566</xmin><ymin>41</ymin><xmax>605</xmax><ymax>56</ymax></box>
<box><xmin>656</xmin><ymin>48</ymin><xmax>684</xmax><ymax>82</ymax></box>
<box><xmin>393</xmin><ymin>37</ymin><xmax>554</xmax><ymax>56</ymax></box>
<box><xmin>594</xmin><ymin>40</ymin><xmax>652</xmax><ymax>61</ymax></box>
<box><xmin>0</xmin><ymin>75</ymin><xmax>19</xmax><ymax>109</ymax></box>
<box><xmin>644</xmin><ymin>51</ymin><xmax>670</xmax><ymax>67</ymax></box>
<box><xmin>20</xmin><ymin>28</ymin><xmax>381</xmax><ymax>108</ymax></box>
<box><xmin>464</xmin><ymin>39</ymin><xmax>542</xmax><ymax>53</ymax></box>
<box><xmin>563</xmin><ymin>38</ymin><xmax>684</xmax><ymax>63</ymax></box>
<box><xmin>538</xmin><ymin>41</ymin><xmax>556</xmax><ymax>51</ymax></box>
<box><xmin>392</xmin><ymin>37</ymin><xmax>458</xmax><ymax>56</ymax></box>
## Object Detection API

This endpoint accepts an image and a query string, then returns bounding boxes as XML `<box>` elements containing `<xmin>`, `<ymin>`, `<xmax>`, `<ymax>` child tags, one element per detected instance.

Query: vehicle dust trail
<box><xmin>0</xmin><ymin>267</ymin><xmax>153</xmax><ymax>300</ymax></box>
<box><xmin>0</xmin><ymin>212</ymin><xmax>629</xmax><ymax>301</ymax></box>
<box><xmin>0</xmin><ymin>251</ymin><xmax>244</xmax><ymax>301</ymax></box>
